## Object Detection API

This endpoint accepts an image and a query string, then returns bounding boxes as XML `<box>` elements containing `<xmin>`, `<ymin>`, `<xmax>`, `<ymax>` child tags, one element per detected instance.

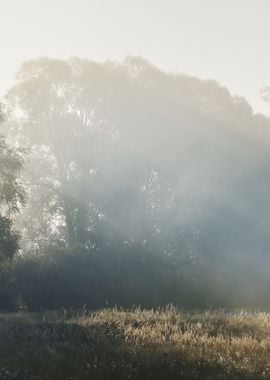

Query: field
<box><xmin>0</xmin><ymin>306</ymin><xmax>270</xmax><ymax>379</ymax></box>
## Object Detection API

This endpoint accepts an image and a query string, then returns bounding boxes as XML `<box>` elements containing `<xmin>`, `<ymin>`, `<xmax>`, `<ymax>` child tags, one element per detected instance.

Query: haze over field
<box><xmin>2</xmin><ymin>2</ymin><xmax>270</xmax><ymax>379</ymax></box>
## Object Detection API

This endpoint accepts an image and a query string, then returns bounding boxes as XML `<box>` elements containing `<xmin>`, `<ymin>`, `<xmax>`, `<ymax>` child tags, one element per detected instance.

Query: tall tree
<box><xmin>6</xmin><ymin>58</ymin><xmax>175</xmax><ymax>250</ymax></box>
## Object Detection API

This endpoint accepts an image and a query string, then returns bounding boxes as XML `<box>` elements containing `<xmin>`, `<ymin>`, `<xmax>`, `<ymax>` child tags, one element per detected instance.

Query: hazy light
<box><xmin>0</xmin><ymin>0</ymin><xmax>270</xmax><ymax>114</ymax></box>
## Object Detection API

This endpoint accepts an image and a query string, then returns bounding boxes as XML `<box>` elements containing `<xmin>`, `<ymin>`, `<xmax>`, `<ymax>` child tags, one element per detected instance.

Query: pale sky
<box><xmin>1</xmin><ymin>0</ymin><xmax>270</xmax><ymax>114</ymax></box>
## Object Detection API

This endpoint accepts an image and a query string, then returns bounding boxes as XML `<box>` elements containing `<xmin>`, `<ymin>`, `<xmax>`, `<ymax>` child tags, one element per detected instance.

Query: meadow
<box><xmin>0</xmin><ymin>306</ymin><xmax>270</xmax><ymax>379</ymax></box>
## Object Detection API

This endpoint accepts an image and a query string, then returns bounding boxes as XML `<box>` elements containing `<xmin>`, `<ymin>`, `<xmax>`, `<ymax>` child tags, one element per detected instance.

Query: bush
<box><xmin>13</xmin><ymin>243</ymin><xmax>196</xmax><ymax>311</ymax></box>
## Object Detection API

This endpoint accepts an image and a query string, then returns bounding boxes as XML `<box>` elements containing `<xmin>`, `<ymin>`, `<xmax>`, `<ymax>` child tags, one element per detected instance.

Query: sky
<box><xmin>1</xmin><ymin>0</ymin><xmax>270</xmax><ymax>114</ymax></box>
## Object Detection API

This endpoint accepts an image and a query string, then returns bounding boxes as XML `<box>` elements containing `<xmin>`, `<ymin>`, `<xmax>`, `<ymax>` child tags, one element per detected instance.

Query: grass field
<box><xmin>0</xmin><ymin>306</ymin><xmax>270</xmax><ymax>379</ymax></box>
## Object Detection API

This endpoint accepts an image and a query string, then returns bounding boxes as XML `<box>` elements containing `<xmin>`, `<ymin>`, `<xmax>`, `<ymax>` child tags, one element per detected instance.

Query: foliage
<box><xmin>0</xmin><ymin>217</ymin><xmax>19</xmax><ymax>261</ymax></box>
<box><xmin>3</xmin><ymin>57</ymin><xmax>270</xmax><ymax>310</ymax></box>
<box><xmin>0</xmin><ymin>136</ymin><xmax>24</xmax><ymax>214</ymax></box>
<box><xmin>0</xmin><ymin>107</ymin><xmax>24</xmax><ymax>309</ymax></box>
<box><xmin>6</xmin><ymin>56</ymin><xmax>265</xmax><ymax>254</ymax></box>
<box><xmin>14</xmin><ymin>244</ymin><xmax>195</xmax><ymax>310</ymax></box>
<box><xmin>0</xmin><ymin>114</ymin><xmax>24</xmax><ymax>262</ymax></box>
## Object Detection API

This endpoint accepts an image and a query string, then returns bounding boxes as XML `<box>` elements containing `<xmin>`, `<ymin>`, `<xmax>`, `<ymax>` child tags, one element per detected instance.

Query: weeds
<box><xmin>0</xmin><ymin>307</ymin><xmax>269</xmax><ymax>379</ymax></box>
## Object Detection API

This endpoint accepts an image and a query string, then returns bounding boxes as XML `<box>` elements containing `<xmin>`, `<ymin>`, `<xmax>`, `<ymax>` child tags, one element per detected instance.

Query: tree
<box><xmin>0</xmin><ymin>107</ymin><xmax>24</xmax><ymax>309</ymax></box>
<box><xmin>5</xmin><ymin>57</ymin><xmax>270</xmax><ymax>309</ymax></box>
<box><xmin>5</xmin><ymin>56</ymin><xmax>267</xmax><ymax>260</ymax></box>
<box><xmin>6</xmin><ymin>58</ymin><xmax>175</xmax><ymax>250</ymax></box>
<box><xmin>0</xmin><ymin>109</ymin><xmax>24</xmax><ymax>261</ymax></box>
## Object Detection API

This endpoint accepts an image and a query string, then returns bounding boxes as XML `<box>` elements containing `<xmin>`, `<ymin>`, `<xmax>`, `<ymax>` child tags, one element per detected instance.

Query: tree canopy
<box><xmin>2</xmin><ymin>57</ymin><xmax>270</xmax><ymax>309</ymax></box>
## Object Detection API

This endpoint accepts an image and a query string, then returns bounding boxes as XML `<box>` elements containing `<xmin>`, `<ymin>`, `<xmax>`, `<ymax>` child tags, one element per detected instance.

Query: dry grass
<box><xmin>0</xmin><ymin>306</ymin><xmax>270</xmax><ymax>379</ymax></box>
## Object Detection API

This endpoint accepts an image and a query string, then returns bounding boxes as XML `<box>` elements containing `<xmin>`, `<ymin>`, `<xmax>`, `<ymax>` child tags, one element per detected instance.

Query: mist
<box><xmin>0</xmin><ymin>56</ymin><xmax>269</xmax><ymax>310</ymax></box>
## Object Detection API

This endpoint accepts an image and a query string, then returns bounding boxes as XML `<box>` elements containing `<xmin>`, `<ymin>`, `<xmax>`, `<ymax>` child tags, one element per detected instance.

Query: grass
<box><xmin>0</xmin><ymin>306</ymin><xmax>270</xmax><ymax>379</ymax></box>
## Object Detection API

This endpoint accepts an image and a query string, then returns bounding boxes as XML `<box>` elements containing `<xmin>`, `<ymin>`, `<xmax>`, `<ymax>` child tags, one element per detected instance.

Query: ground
<box><xmin>0</xmin><ymin>306</ymin><xmax>270</xmax><ymax>379</ymax></box>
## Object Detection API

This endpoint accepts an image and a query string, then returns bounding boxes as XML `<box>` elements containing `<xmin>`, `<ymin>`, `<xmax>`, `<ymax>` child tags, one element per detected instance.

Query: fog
<box><xmin>1</xmin><ymin>0</ymin><xmax>270</xmax><ymax>114</ymax></box>
<box><xmin>0</xmin><ymin>56</ymin><xmax>269</xmax><ymax>310</ymax></box>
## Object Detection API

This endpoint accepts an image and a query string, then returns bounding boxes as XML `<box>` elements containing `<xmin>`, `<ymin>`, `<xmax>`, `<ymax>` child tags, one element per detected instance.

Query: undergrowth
<box><xmin>0</xmin><ymin>306</ymin><xmax>269</xmax><ymax>379</ymax></box>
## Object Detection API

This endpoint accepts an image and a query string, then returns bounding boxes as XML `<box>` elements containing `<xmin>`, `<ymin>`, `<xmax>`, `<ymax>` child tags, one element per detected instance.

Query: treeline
<box><xmin>1</xmin><ymin>57</ymin><xmax>270</xmax><ymax>310</ymax></box>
